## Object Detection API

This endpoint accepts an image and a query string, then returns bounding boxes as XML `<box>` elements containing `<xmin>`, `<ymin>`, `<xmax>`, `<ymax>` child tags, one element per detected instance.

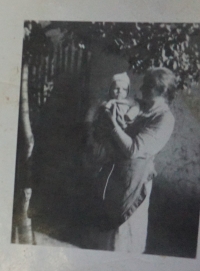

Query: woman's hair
<box><xmin>143</xmin><ymin>67</ymin><xmax>177</xmax><ymax>103</ymax></box>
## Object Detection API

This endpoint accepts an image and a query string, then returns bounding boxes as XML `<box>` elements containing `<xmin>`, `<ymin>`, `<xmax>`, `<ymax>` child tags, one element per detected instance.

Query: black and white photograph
<box><xmin>11</xmin><ymin>20</ymin><xmax>200</xmax><ymax>259</ymax></box>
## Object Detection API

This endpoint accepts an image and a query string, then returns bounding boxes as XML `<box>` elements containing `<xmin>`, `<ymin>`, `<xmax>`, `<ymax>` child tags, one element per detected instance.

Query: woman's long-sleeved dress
<box><xmin>79</xmin><ymin>97</ymin><xmax>175</xmax><ymax>252</ymax></box>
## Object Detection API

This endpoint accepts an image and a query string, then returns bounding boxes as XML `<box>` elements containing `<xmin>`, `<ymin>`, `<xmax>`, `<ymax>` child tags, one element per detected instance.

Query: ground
<box><xmin>25</xmin><ymin>72</ymin><xmax>200</xmax><ymax>258</ymax></box>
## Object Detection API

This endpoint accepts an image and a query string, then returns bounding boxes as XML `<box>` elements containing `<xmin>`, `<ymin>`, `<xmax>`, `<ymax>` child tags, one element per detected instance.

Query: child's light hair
<box><xmin>144</xmin><ymin>67</ymin><xmax>177</xmax><ymax>103</ymax></box>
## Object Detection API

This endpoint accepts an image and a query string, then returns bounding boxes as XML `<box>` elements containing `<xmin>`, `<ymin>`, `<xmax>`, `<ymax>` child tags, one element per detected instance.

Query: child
<box><xmin>92</xmin><ymin>72</ymin><xmax>140</xmax><ymax>162</ymax></box>
<box><xmin>103</xmin><ymin>72</ymin><xmax>140</xmax><ymax>129</ymax></box>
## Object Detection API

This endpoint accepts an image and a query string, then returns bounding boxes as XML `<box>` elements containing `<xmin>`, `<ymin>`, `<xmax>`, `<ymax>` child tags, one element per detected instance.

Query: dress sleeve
<box><xmin>112</xmin><ymin>111</ymin><xmax>175</xmax><ymax>159</ymax></box>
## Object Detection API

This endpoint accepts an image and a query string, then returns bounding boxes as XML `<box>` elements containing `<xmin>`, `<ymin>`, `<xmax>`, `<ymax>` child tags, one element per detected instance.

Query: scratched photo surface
<box><xmin>11</xmin><ymin>21</ymin><xmax>200</xmax><ymax>258</ymax></box>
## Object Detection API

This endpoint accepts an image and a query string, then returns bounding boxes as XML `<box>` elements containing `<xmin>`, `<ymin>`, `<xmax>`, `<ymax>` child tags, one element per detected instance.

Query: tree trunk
<box><xmin>12</xmin><ymin>62</ymin><xmax>34</xmax><ymax>245</ymax></box>
<box><xmin>20</xmin><ymin>63</ymin><xmax>34</xmax><ymax>160</ymax></box>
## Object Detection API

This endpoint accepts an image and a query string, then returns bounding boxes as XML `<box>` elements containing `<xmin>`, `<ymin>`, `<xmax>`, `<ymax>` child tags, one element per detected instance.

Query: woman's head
<box><xmin>109</xmin><ymin>72</ymin><xmax>130</xmax><ymax>100</ymax></box>
<box><xmin>140</xmin><ymin>67</ymin><xmax>177</xmax><ymax>103</ymax></box>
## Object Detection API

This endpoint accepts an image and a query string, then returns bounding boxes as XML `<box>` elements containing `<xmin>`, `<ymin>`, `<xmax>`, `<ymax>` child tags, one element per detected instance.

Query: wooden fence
<box><xmin>28</xmin><ymin>40</ymin><xmax>92</xmax><ymax>124</ymax></box>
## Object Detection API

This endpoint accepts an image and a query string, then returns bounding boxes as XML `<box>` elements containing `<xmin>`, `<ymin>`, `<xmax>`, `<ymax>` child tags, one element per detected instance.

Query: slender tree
<box><xmin>12</xmin><ymin>21</ymin><xmax>49</xmax><ymax>244</ymax></box>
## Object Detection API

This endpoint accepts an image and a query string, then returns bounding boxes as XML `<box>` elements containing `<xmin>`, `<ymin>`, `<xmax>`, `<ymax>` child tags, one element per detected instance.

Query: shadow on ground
<box><xmin>27</xmin><ymin>75</ymin><xmax>200</xmax><ymax>257</ymax></box>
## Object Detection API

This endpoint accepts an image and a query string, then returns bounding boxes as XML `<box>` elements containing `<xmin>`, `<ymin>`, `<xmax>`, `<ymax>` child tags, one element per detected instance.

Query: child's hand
<box><xmin>104</xmin><ymin>99</ymin><xmax>116</xmax><ymax>110</ymax></box>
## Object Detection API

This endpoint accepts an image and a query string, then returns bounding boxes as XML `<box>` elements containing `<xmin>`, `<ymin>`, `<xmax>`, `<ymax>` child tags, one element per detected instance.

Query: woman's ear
<box><xmin>155</xmin><ymin>86</ymin><xmax>167</xmax><ymax>99</ymax></box>
<box><xmin>167</xmin><ymin>88</ymin><xmax>178</xmax><ymax>103</ymax></box>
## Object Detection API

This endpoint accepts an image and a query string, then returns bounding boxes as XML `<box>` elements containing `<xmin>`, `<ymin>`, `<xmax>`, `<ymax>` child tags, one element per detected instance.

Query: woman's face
<box><xmin>140</xmin><ymin>83</ymin><xmax>152</xmax><ymax>100</ymax></box>
<box><xmin>140</xmin><ymin>77</ymin><xmax>158</xmax><ymax>100</ymax></box>
<box><xmin>110</xmin><ymin>80</ymin><xmax>129</xmax><ymax>100</ymax></box>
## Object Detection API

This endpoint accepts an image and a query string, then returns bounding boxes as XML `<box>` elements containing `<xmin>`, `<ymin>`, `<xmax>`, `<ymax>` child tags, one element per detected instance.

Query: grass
<box><xmin>181</xmin><ymin>91</ymin><xmax>200</xmax><ymax>122</ymax></box>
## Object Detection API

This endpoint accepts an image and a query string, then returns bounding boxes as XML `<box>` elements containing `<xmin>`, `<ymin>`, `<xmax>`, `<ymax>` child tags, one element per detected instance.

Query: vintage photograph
<box><xmin>11</xmin><ymin>20</ymin><xmax>200</xmax><ymax>258</ymax></box>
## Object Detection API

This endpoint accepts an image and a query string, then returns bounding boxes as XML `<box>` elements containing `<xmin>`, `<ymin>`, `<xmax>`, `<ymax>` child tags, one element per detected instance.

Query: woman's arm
<box><xmin>106</xmin><ymin>103</ymin><xmax>175</xmax><ymax>159</ymax></box>
<box><xmin>104</xmin><ymin>103</ymin><xmax>133</xmax><ymax>157</ymax></box>
<box><xmin>112</xmin><ymin>123</ymin><xmax>133</xmax><ymax>158</ymax></box>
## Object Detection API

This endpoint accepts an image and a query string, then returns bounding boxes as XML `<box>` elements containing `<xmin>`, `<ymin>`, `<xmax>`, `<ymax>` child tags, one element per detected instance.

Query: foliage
<box><xmin>23</xmin><ymin>21</ymin><xmax>200</xmax><ymax>90</ymax></box>
<box><xmin>115</xmin><ymin>23</ymin><xmax>200</xmax><ymax>90</ymax></box>
<box><xmin>44</xmin><ymin>21</ymin><xmax>200</xmax><ymax>90</ymax></box>
<box><xmin>23</xmin><ymin>21</ymin><xmax>52</xmax><ymax>64</ymax></box>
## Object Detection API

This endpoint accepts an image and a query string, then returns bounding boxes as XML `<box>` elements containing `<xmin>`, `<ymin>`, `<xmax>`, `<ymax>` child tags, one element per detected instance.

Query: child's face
<box><xmin>110</xmin><ymin>80</ymin><xmax>129</xmax><ymax>100</ymax></box>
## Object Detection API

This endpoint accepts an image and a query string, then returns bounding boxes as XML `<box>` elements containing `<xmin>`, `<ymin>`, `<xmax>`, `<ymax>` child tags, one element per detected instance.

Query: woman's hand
<box><xmin>104</xmin><ymin>102</ymin><xmax>118</xmax><ymax>127</ymax></box>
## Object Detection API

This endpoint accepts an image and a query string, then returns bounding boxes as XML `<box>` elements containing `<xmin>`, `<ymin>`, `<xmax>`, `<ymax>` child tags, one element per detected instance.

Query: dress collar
<box><xmin>138</xmin><ymin>97</ymin><xmax>169</xmax><ymax>117</ymax></box>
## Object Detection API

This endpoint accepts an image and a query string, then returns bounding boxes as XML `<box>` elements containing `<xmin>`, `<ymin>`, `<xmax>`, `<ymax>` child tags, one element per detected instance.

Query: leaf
<box><xmin>135</xmin><ymin>23</ymin><xmax>141</xmax><ymax>31</ymax></box>
<box><xmin>132</xmin><ymin>39</ymin><xmax>137</xmax><ymax>46</ymax></box>
<box><xmin>181</xmin><ymin>42</ymin><xmax>185</xmax><ymax>51</ymax></box>
<box><xmin>173</xmin><ymin>61</ymin><xmax>177</xmax><ymax>70</ymax></box>
<box><xmin>161</xmin><ymin>48</ymin><xmax>168</xmax><ymax>62</ymax></box>
<box><xmin>184</xmin><ymin>41</ymin><xmax>189</xmax><ymax>48</ymax></box>
<box><xmin>197</xmin><ymin>63</ymin><xmax>200</xmax><ymax>69</ymax></box>
<box><xmin>173</xmin><ymin>49</ymin><xmax>179</xmax><ymax>58</ymax></box>
<box><xmin>166</xmin><ymin>25</ymin><xmax>171</xmax><ymax>32</ymax></box>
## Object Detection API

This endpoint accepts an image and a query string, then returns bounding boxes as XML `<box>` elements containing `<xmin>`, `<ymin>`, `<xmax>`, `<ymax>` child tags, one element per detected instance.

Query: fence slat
<box><xmin>77</xmin><ymin>49</ymin><xmax>83</xmax><ymax>74</ymax></box>
<box><xmin>64</xmin><ymin>46</ymin><xmax>69</xmax><ymax>72</ymax></box>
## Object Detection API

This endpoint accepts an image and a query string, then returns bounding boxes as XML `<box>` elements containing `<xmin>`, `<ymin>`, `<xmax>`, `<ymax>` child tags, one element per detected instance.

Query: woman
<box><xmin>78</xmin><ymin>67</ymin><xmax>177</xmax><ymax>252</ymax></box>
